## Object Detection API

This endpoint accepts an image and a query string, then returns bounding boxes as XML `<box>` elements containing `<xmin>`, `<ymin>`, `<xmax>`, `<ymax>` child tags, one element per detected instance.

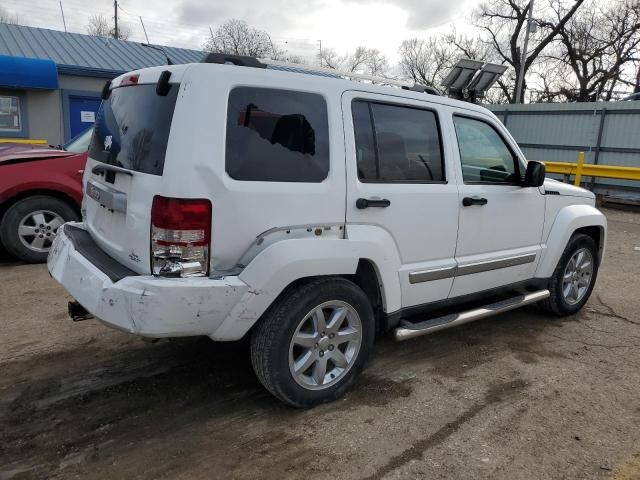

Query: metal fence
<box><xmin>487</xmin><ymin>102</ymin><xmax>640</xmax><ymax>200</ymax></box>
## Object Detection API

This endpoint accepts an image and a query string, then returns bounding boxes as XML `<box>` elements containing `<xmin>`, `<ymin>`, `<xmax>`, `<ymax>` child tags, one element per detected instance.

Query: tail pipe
<box><xmin>68</xmin><ymin>301</ymin><xmax>94</xmax><ymax>322</ymax></box>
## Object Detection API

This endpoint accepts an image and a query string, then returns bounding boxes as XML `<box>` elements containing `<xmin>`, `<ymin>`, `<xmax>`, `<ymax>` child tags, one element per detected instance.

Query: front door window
<box><xmin>453</xmin><ymin>115</ymin><xmax>520</xmax><ymax>184</ymax></box>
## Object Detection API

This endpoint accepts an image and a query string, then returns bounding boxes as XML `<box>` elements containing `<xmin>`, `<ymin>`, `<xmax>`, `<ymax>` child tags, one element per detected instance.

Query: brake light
<box><xmin>151</xmin><ymin>196</ymin><xmax>212</xmax><ymax>277</ymax></box>
<box><xmin>120</xmin><ymin>74</ymin><xmax>139</xmax><ymax>87</ymax></box>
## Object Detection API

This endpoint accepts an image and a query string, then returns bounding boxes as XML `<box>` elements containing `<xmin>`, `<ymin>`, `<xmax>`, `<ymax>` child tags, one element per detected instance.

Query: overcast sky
<box><xmin>4</xmin><ymin>0</ymin><xmax>480</xmax><ymax>60</ymax></box>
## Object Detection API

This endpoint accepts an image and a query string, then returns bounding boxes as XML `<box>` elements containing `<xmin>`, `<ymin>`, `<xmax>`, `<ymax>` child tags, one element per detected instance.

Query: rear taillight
<box><xmin>151</xmin><ymin>196</ymin><xmax>212</xmax><ymax>277</ymax></box>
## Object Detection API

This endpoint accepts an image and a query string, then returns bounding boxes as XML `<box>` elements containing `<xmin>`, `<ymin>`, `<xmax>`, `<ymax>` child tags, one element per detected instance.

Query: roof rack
<box><xmin>201</xmin><ymin>53</ymin><xmax>441</xmax><ymax>96</ymax></box>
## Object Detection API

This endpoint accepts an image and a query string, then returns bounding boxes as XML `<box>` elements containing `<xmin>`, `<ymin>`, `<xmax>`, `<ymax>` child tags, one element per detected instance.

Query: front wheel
<box><xmin>540</xmin><ymin>233</ymin><xmax>599</xmax><ymax>316</ymax></box>
<box><xmin>250</xmin><ymin>278</ymin><xmax>375</xmax><ymax>407</ymax></box>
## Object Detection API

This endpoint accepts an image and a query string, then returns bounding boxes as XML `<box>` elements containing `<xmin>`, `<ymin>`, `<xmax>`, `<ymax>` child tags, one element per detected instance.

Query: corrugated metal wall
<box><xmin>488</xmin><ymin>102</ymin><xmax>640</xmax><ymax>200</ymax></box>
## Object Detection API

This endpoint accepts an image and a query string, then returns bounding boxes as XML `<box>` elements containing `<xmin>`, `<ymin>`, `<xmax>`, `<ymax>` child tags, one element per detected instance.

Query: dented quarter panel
<box><xmin>211</xmin><ymin>228</ymin><xmax>403</xmax><ymax>341</ymax></box>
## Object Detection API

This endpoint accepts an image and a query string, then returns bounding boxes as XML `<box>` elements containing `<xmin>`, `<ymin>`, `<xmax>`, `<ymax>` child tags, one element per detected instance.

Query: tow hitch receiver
<box><xmin>68</xmin><ymin>301</ymin><xmax>94</xmax><ymax>322</ymax></box>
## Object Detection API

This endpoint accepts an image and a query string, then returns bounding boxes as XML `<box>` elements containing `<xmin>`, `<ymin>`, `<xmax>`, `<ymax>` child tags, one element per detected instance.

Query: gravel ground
<box><xmin>1</xmin><ymin>208</ymin><xmax>639</xmax><ymax>480</ymax></box>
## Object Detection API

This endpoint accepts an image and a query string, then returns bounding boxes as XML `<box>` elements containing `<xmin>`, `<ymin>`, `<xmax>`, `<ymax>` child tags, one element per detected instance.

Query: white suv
<box><xmin>48</xmin><ymin>55</ymin><xmax>607</xmax><ymax>407</ymax></box>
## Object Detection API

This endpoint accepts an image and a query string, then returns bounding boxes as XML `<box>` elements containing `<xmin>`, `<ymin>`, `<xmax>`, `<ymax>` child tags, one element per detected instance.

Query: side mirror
<box><xmin>523</xmin><ymin>161</ymin><xmax>545</xmax><ymax>187</ymax></box>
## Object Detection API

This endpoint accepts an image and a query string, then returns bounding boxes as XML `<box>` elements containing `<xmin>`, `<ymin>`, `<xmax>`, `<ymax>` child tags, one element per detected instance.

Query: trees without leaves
<box><xmin>0</xmin><ymin>6</ymin><xmax>19</xmax><ymax>24</ymax></box>
<box><xmin>199</xmin><ymin>11</ymin><xmax>637</xmax><ymax>103</ymax></box>
<box><xmin>86</xmin><ymin>14</ymin><xmax>130</xmax><ymax>40</ymax></box>
<box><xmin>474</xmin><ymin>0</ymin><xmax>585</xmax><ymax>103</ymax></box>
<box><xmin>398</xmin><ymin>37</ymin><xmax>455</xmax><ymax>87</ymax></box>
<box><xmin>319</xmin><ymin>46</ymin><xmax>390</xmax><ymax>76</ymax></box>
<box><xmin>204</xmin><ymin>19</ymin><xmax>284</xmax><ymax>60</ymax></box>
<box><xmin>546</xmin><ymin>0</ymin><xmax>640</xmax><ymax>101</ymax></box>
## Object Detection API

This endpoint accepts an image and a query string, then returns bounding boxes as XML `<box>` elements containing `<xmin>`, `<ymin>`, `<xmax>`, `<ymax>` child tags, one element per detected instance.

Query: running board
<box><xmin>393</xmin><ymin>289</ymin><xmax>550</xmax><ymax>341</ymax></box>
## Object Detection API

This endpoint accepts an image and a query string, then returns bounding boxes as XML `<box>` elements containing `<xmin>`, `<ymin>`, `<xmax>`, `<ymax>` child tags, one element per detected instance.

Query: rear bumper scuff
<box><xmin>48</xmin><ymin>222</ymin><xmax>249</xmax><ymax>338</ymax></box>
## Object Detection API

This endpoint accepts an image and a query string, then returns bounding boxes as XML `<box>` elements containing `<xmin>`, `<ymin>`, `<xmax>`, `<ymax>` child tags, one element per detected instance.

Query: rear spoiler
<box><xmin>100</xmin><ymin>70</ymin><xmax>173</xmax><ymax>97</ymax></box>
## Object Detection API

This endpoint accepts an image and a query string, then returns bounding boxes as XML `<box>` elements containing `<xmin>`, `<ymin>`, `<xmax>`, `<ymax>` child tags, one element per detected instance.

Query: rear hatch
<box><xmin>84</xmin><ymin>68</ymin><xmax>184</xmax><ymax>274</ymax></box>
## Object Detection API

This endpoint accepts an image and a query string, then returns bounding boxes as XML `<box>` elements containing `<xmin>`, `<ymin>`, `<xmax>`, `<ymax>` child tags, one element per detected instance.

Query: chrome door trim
<box><xmin>408</xmin><ymin>253</ymin><xmax>536</xmax><ymax>284</ymax></box>
<box><xmin>409</xmin><ymin>266</ymin><xmax>456</xmax><ymax>284</ymax></box>
<box><xmin>456</xmin><ymin>253</ymin><xmax>536</xmax><ymax>276</ymax></box>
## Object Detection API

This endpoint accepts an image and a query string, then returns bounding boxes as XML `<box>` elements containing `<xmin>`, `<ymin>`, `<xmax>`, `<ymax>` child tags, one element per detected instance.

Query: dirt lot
<box><xmin>1</xmin><ymin>208</ymin><xmax>639</xmax><ymax>480</ymax></box>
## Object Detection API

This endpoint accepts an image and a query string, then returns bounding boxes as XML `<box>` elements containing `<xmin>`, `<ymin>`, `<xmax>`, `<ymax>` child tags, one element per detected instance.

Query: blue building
<box><xmin>0</xmin><ymin>24</ymin><xmax>204</xmax><ymax>144</ymax></box>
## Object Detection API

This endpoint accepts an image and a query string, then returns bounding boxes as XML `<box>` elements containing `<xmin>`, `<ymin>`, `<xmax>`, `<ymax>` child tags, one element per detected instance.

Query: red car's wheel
<box><xmin>0</xmin><ymin>196</ymin><xmax>79</xmax><ymax>263</ymax></box>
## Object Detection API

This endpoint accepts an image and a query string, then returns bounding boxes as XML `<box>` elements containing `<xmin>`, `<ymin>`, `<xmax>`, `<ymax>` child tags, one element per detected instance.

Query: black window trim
<box><xmin>452</xmin><ymin>113</ymin><xmax>523</xmax><ymax>186</ymax></box>
<box><xmin>225</xmin><ymin>86</ymin><xmax>331</xmax><ymax>183</ymax></box>
<box><xmin>352</xmin><ymin>98</ymin><xmax>448</xmax><ymax>185</ymax></box>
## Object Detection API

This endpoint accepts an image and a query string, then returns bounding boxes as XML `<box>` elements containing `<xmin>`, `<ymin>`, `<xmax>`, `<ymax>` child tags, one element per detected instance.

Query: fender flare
<box><xmin>535</xmin><ymin>204</ymin><xmax>607</xmax><ymax>279</ymax></box>
<box><xmin>211</xmin><ymin>226</ymin><xmax>402</xmax><ymax>340</ymax></box>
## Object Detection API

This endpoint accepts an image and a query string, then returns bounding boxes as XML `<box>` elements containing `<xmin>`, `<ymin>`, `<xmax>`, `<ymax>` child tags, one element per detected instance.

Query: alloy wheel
<box><xmin>562</xmin><ymin>247</ymin><xmax>594</xmax><ymax>305</ymax></box>
<box><xmin>288</xmin><ymin>300</ymin><xmax>363</xmax><ymax>390</ymax></box>
<box><xmin>17</xmin><ymin>210</ymin><xmax>64</xmax><ymax>253</ymax></box>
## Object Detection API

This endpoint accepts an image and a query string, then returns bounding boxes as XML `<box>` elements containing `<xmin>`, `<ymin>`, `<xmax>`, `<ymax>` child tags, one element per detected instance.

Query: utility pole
<box><xmin>318</xmin><ymin>39</ymin><xmax>322</xmax><ymax>67</ymax></box>
<box><xmin>515</xmin><ymin>0</ymin><xmax>535</xmax><ymax>104</ymax></box>
<box><xmin>113</xmin><ymin>0</ymin><xmax>119</xmax><ymax>40</ymax></box>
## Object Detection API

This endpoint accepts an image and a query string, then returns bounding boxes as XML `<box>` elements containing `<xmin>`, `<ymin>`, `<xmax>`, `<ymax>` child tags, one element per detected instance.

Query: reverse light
<box><xmin>151</xmin><ymin>196</ymin><xmax>212</xmax><ymax>277</ymax></box>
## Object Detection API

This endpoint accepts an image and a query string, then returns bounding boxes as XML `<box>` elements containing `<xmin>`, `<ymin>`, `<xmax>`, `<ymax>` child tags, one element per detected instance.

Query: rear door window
<box><xmin>352</xmin><ymin>100</ymin><xmax>445</xmax><ymax>183</ymax></box>
<box><xmin>89</xmin><ymin>84</ymin><xmax>178</xmax><ymax>176</ymax></box>
<box><xmin>226</xmin><ymin>87</ymin><xmax>330</xmax><ymax>182</ymax></box>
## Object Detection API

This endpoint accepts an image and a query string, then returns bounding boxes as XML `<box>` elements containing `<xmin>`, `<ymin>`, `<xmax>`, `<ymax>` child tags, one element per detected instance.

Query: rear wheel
<box><xmin>540</xmin><ymin>233</ymin><xmax>599</xmax><ymax>316</ymax></box>
<box><xmin>250</xmin><ymin>278</ymin><xmax>375</xmax><ymax>407</ymax></box>
<box><xmin>0</xmin><ymin>196</ymin><xmax>78</xmax><ymax>263</ymax></box>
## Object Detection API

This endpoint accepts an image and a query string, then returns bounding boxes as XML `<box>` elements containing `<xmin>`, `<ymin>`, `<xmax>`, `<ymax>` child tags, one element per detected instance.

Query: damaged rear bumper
<box><xmin>47</xmin><ymin>223</ymin><xmax>249</xmax><ymax>338</ymax></box>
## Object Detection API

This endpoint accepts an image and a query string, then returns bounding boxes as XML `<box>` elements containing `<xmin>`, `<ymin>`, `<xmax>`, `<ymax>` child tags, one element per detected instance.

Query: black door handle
<box><xmin>356</xmin><ymin>198</ymin><xmax>391</xmax><ymax>209</ymax></box>
<box><xmin>462</xmin><ymin>196</ymin><xmax>488</xmax><ymax>207</ymax></box>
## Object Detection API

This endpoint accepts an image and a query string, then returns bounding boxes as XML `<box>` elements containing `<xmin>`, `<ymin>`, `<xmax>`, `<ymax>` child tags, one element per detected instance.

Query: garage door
<box><xmin>68</xmin><ymin>95</ymin><xmax>101</xmax><ymax>139</ymax></box>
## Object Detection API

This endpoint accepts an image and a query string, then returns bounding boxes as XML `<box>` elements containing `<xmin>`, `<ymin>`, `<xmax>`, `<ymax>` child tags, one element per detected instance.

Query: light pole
<box><xmin>515</xmin><ymin>0</ymin><xmax>535</xmax><ymax>104</ymax></box>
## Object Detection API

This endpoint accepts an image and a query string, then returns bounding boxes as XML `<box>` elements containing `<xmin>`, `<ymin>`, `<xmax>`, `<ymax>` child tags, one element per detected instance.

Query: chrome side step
<box><xmin>393</xmin><ymin>289</ymin><xmax>550</xmax><ymax>342</ymax></box>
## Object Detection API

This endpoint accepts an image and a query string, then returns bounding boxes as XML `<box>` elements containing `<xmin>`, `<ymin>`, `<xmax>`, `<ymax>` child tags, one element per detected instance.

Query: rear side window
<box><xmin>89</xmin><ymin>84</ymin><xmax>178</xmax><ymax>176</ymax></box>
<box><xmin>352</xmin><ymin>100</ymin><xmax>445</xmax><ymax>183</ymax></box>
<box><xmin>226</xmin><ymin>87</ymin><xmax>329</xmax><ymax>182</ymax></box>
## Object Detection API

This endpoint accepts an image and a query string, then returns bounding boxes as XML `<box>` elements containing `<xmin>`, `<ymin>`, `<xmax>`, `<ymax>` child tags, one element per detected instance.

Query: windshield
<box><xmin>64</xmin><ymin>127</ymin><xmax>93</xmax><ymax>153</ymax></box>
<box><xmin>88</xmin><ymin>83</ymin><xmax>179</xmax><ymax>176</ymax></box>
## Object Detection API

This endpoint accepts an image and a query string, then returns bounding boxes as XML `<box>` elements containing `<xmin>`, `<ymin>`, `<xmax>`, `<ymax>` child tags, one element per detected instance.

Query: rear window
<box><xmin>89</xmin><ymin>84</ymin><xmax>178</xmax><ymax>176</ymax></box>
<box><xmin>352</xmin><ymin>100</ymin><xmax>445</xmax><ymax>183</ymax></box>
<box><xmin>225</xmin><ymin>87</ymin><xmax>330</xmax><ymax>182</ymax></box>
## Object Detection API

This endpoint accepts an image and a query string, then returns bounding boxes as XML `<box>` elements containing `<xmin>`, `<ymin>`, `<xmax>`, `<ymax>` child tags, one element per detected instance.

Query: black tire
<box><xmin>250</xmin><ymin>277</ymin><xmax>375</xmax><ymax>408</ymax></box>
<box><xmin>0</xmin><ymin>195</ymin><xmax>78</xmax><ymax>263</ymax></box>
<box><xmin>539</xmin><ymin>233</ymin><xmax>599</xmax><ymax>316</ymax></box>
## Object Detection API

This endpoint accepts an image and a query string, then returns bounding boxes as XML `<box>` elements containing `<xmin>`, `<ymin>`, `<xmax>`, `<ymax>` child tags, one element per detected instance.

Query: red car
<box><xmin>0</xmin><ymin>129</ymin><xmax>91</xmax><ymax>262</ymax></box>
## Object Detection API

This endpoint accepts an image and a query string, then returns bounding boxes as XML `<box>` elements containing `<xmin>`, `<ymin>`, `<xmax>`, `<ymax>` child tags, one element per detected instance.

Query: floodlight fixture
<box><xmin>440</xmin><ymin>58</ymin><xmax>508</xmax><ymax>103</ymax></box>
<box><xmin>467</xmin><ymin>63</ymin><xmax>508</xmax><ymax>94</ymax></box>
<box><xmin>440</xmin><ymin>58</ymin><xmax>483</xmax><ymax>91</ymax></box>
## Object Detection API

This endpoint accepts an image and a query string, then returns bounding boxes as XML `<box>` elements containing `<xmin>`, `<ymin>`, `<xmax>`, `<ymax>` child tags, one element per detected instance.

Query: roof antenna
<box><xmin>59</xmin><ymin>1</ymin><xmax>68</xmax><ymax>32</ymax></box>
<box><xmin>141</xmin><ymin>43</ymin><xmax>173</xmax><ymax>65</ymax></box>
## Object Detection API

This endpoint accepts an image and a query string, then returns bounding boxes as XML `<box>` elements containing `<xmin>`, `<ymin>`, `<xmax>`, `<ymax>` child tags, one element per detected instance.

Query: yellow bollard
<box><xmin>574</xmin><ymin>151</ymin><xmax>585</xmax><ymax>186</ymax></box>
